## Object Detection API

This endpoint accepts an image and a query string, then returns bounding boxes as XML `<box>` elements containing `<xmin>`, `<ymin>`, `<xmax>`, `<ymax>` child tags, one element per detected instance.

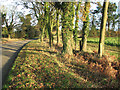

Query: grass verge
<box><xmin>2</xmin><ymin>39</ymin><xmax>119</xmax><ymax>88</ymax></box>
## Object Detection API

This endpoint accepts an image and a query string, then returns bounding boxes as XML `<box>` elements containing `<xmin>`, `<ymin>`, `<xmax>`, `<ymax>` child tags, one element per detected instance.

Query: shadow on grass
<box><xmin>71</xmin><ymin>63</ymin><xmax>107</xmax><ymax>85</ymax></box>
<box><xmin>54</xmin><ymin>44</ymin><xmax>63</xmax><ymax>52</ymax></box>
<box><xmin>65</xmin><ymin>60</ymin><xmax>119</xmax><ymax>88</ymax></box>
<box><xmin>23</xmin><ymin>48</ymin><xmax>57</xmax><ymax>55</ymax></box>
<box><xmin>58</xmin><ymin>50</ymin><xmax>119</xmax><ymax>88</ymax></box>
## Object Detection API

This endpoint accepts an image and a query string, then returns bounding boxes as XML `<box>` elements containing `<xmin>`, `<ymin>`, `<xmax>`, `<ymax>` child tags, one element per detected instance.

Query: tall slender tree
<box><xmin>54</xmin><ymin>2</ymin><xmax>62</xmax><ymax>46</ymax></box>
<box><xmin>45</xmin><ymin>2</ymin><xmax>55</xmax><ymax>47</ymax></box>
<box><xmin>74</xmin><ymin>2</ymin><xmax>81</xmax><ymax>50</ymax></box>
<box><xmin>49</xmin><ymin>6</ymin><xmax>56</xmax><ymax>47</ymax></box>
<box><xmin>44</xmin><ymin>2</ymin><xmax>49</xmax><ymax>39</ymax></box>
<box><xmin>107</xmin><ymin>2</ymin><xmax>117</xmax><ymax>31</ymax></box>
<box><xmin>98</xmin><ymin>0</ymin><xmax>109</xmax><ymax>57</ymax></box>
<box><xmin>39</xmin><ymin>13</ymin><xmax>45</xmax><ymax>42</ymax></box>
<box><xmin>69</xmin><ymin>2</ymin><xmax>75</xmax><ymax>50</ymax></box>
<box><xmin>45</xmin><ymin>2</ymin><xmax>52</xmax><ymax>47</ymax></box>
<box><xmin>81</xmin><ymin>0</ymin><xmax>90</xmax><ymax>51</ymax></box>
<box><xmin>94</xmin><ymin>2</ymin><xmax>118</xmax><ymax>33</ymax></box>
<box><xmin>56</xmin><ymin>9</ymin><xmax>60</xmax><ymax>45</ymax></box>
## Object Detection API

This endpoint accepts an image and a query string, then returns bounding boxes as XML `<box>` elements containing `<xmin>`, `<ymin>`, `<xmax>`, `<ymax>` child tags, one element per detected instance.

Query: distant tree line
<box><xmin>2</xmin><ymin>13</ymin><xmax>40</xmax><ymax>39</ymax></box>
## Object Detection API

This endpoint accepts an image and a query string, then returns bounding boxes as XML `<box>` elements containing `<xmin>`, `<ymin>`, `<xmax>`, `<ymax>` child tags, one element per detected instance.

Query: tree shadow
<box><xmin>53</xmin><ymin>43</ymin><xmax>63</xmax><ymax>52</ymax></box>
<box><xmin>23</xmin><ymin>48</ymin><xmax>57</xmax><ymax>55</ymax></box>
<box><xmin>2</xmin><ymin>47</ymin><xmax>17</xmax><ymax>52</ymax></box>
<box><xmin>2</xmin><ymin>42</ymin><xmax>30</xmax><ymax>86</ymax></box>
<box><xmin>3</xmin><ymin>44</ymin><xmax>21</xmax><ymax>48</ymax></box>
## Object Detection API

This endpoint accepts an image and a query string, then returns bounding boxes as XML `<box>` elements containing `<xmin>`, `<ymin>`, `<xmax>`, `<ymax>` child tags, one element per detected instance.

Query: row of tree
<box><xmin>1</xmin><ymin>0</ymin><xmax>118</xmax><ymax>57</ymax></box>
<box><xmin>21</xmin><ymin>0</ymin><xmax>110</xmax><ymax>57</ymax></box>
<box><xmin>2</xmin><ymin>1</ymin><xmax>118</xmax><ymax>39</ymax></box>
<box><xmin>2</xmin><ymin>13</ymin><xmax>40</xmax><ymax>39</ymax></box>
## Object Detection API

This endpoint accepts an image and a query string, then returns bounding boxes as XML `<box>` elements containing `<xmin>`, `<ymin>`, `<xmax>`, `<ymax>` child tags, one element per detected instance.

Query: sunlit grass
<box><xmin>3</xmin><ymin>39</ymin><xmax>119</xmax><ymax>88</ymax></box>
<box><xmin>2</xmin><ymin>40</ymin><xmax>95</xmax><ymax>88</ymax></box>
<box><xmin>87</xmin><ymin>37</ymin><xmax>120</xmax><ymax>46</ymax></box>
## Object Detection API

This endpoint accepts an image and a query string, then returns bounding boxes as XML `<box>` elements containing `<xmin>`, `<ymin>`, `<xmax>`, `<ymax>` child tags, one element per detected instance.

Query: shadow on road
<box><xmin>2</xmin><ymin>41</ymin><xmax>31</xmax><ymax>87</ymax></box>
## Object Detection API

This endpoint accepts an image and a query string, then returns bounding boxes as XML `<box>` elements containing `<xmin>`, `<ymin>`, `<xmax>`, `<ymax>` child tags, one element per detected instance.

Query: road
<box><xmin>0</xmin><ymin>40</ymin><xmax>31</xmax><ymax>89</ymax></box>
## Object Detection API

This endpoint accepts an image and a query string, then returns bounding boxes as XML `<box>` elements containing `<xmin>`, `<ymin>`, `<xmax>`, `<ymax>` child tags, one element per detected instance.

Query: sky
<box><xmin>0</xmin><ymin>0</ymin><xmax>119</xmax><ymax>13</ymax></box>
<box><xmin>0</xmin><ymin>0</ymin><xmax>119</xmax><ymax>30</ymax></box>
<box><xmin>0</xmin><ymin>0</ymin><xmax>119</xmax><ymax>12</ymax></box>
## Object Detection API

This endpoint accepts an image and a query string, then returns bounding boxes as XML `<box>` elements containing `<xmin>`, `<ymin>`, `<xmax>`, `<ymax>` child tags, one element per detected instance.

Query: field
<box><xmin>3</xmin><ymin>38</ymin><xmax>119</xmax><ymax>88</ymax></box>
<box><xmin>87</xmin><ymin>37</ymin><xmax>120</xmax><ymax>46</ymax></box>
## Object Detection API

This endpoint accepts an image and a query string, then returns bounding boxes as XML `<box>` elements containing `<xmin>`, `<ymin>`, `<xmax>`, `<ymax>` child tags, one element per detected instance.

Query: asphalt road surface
<box><xmin>0</xmin><ymin>40</ymin><xmax>31</xmax><ymax>89</ymax></box>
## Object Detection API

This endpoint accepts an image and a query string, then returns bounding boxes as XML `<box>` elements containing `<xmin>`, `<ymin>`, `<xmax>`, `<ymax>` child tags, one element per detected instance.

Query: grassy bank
<box><xmin>3</xmin><ymin>39</ymin><xmax>119</xmax><ymax>88</ymax></box>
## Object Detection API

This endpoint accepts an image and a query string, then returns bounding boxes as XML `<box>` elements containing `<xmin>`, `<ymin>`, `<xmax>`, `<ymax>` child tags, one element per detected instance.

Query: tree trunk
<box><xmin>45</xmin><ymin>2</ymin><xmax>49</xmax><ymax>39</ymax></box>
<box><xmin>108</xmin><ymin>21</ymin><xmax>110</xmax><ymax>31</ymax></box>
<box><xmin>41</xmin><ymin>26</ymin><xmax>45</xmax><ymax>42</ymax></box>
<box><xmin>70</xmin><ymin>3</ymin><xmax>75</xmax><ymax>50</ymax></box>
<box><xmin>8</xmin><ymin>34</ymin><xmax>11</xmax><ymax>39</ymax></box>
<box><xmin>56</xmin><ymin>10</ymin><xmax>60</xmax><ymax>45</ymax></box>
<box><xmin>108</xmin><ymin>21</ymin><xmax>110</xmax><ymax>37</ymax></box>
<box><xmin>81</xmin><ymin>1</ymin><xmax>90</xmax><ymax>51</ymax></box>
<box><xmin>45</xmin><ymin>2</ymin><xmax>52</xmax><ymax>47</ymax></box>
<box><xmin>62</xmin><ymin>2</ymin><xmax>73</xmax><ymax>55</ymax></box>
<box><xmin>98</xmin><ymin>0</ymin><xmax>109</xmax><ymax>58</ymax></box>
<box><xmin>50</xmin><ymin>19</ymin><xmax>53</xmax><ymax>47</ymax></box>
<box><xmin>74</xmin><ymin>2</ymin><xmax>81</xmax><ymax>50</ymax></box>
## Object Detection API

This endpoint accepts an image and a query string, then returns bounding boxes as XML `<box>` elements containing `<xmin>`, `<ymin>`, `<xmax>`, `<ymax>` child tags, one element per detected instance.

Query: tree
<box><xmin>39</xmin><ymin>13</ymin><xmax>45</xmax><ymax>42</ymax></box>
<box><xmin>107</xmin><ymin>2</ymin><xmax>118</xmax><ymax>31</ymax></box>
<box><xmin>22</xmin><ymin>2</ymin><xmax>45</xmax><ymax>40</ymax></box>
<box><xmin>1</xmin><ymin>12</ymin><xmax>8</xmax><ymax>38</ymax></box>
<box><xmin>44</xmin><ymin>2</ymin><xmax>53</xmax><ymax>47</ymax></box>
<box><xmin>98</xmin><ymin>0</ymin><xmax>109</xmax><ymax>57</ymax></box>
<box><xmin>74</xmin><ymin>2</ymin><xmax>81</xmax><ymax>49</ymax></box>
<box><xmin>49</xmin><ymin>4</ymin><xmax>57</xmax><ymax>47</ymax></box>
<box><xmin>95</xmin><ymin>2</ymin><xmax>118</xmax><ymax>36</ymax></box>
<box><xmin>1</xmin><ymin>5</ymin><xmax>21</xmax><ymax>39</ymax></box>
<box><xmin>34</xmin><ymin>24</ymin><xmax>41</xmax><ymax>37</ymax></box>
<box><xmin>81</xmin><ymin>0</ymin><xmax>90</xmax><ymax>51</ymax></box>
<box><xmin>68</xmin><ymin>2</ymin><xmax>75</xmax><ymax>50</ymax></box>
<box><xmin>1</xmin><ymin>12</ymin><xmax>6</xmax><ymax>25</ymax></box>
<box><xmin>2</xmin><ymin>27</ymin><xmax>8</xmax><ymax>38</ymax></box>
<box><xmin>56</xmin><ymin>9</ymin><xmax>60</xmax><ymax>45</ymax></box>
<box><xmin>19</xmin><ymin>14</ymin><xmax>35</xmax><ymax>39</ymax></box>
<box><xmin>111</xmin><ymin>14</ymin><xmax>119</xmax><ymax>31</ymax></box>
<box><xmin>89</xmin><ymin>11</ymin><xmax>97</xmax><ymax>37</ymax></box>
<box><xmin>0</xmin><ymin>12</ymin><xmax>1</xmax><ymax>39</ymax></box>
<box><xmin>4</xmin><ymin>11</ymin><xmax>15</xmax><ymax>39</ymax></box>
<box><xmin>54</xmin><ymin>2</ymin><xmax>63</xmax><ymax>46</ymax></box>
<box><xmin>61</xmin><ymin>2</ymin><xmax>73</xmax><ymax>55</ymax></box>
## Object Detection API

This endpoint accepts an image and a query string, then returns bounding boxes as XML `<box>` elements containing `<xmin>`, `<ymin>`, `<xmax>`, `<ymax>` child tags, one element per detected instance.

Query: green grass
<box><xmin>77</xmin><ymin>37</ymin><xmax>119</xmax><ymax>61</ymax></box>
<box><xmin>87</xmin><ymin>43</ymin><xmax>119</xmax><ymax>61</ymax></box>
<box><xmin>76</xmin><ymin>37</ymin><xmax>119</xmax><ymax>61</ymax></box>
<box><xmin>87</xmin><ymin>37</ymin><xmax>120</xmax><ymax>46</ymax></box>
<box><xmin>3</xmin><ymin>39</ymin><xmax>119</xmax><ymax>88</ymax></box>
<box><xmin>2</xmin><ymin>40</ymin><xmax>95</xmax><ymax>88</ymax></box>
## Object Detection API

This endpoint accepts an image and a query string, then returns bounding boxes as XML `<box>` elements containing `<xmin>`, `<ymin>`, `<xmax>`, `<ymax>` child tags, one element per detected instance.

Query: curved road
<box><xmin>0</xmin><ymin>40</ymin><xmax>31</xmax><ymax>89</ymax></box>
